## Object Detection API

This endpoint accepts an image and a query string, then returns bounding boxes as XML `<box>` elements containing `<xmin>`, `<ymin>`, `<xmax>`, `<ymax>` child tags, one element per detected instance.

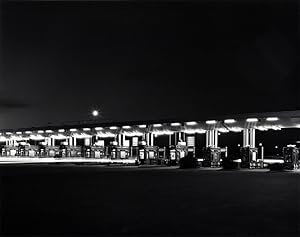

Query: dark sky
<box><xmin>0</xmin><ymin>0</ymin><xmax>299</xmax><ymax>129</ymax></box>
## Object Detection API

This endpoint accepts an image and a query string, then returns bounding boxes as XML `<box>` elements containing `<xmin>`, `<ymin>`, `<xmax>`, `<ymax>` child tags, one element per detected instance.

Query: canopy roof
<box><xmin>1</xmin><ymin>110</ymin><xmax>300</xmax><ymax>139</ymax></box>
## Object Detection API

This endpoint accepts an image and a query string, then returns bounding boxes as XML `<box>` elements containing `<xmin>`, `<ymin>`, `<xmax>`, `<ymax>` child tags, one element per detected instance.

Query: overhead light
<box><xmin>206</xmin><ymin>120</ymin><xmax>217</xmax><ymax>125</ymax></box>
<box><xmin>296</xmin><ymin>125</ymin><xmax>300</xmax><ymax>128</ymax></box>
<box><xmin>224</xmin><ymin>119</ymin><xmax>236</xmax><ymax>124</ymax></box>
<box><xmin>246</xmin><ymin>118</ymin><xmax>258</xmax><ymax>123</ymax></box>
<box><xmin>6</xmin><ymin>132</ymin><xmax>12</xmax><ymax>135</ymax></box>
<box><xmin>170</xmin><ymin>122</ymin><xmax>181</xmax><ymax>127</ymax></box>
<box><xmin>16</xmin><ymin>131</ymin><xmax>22</xmax><ymax>135</ymax></box>
<box><xmin>45</xmin><ymin>130</ymin><xmax>53</xmax><ymax>133</ymax></box>
<box><xmin>83</xmin><ymin>128</ymin><xmax>91</xmax><ymax>131</ymax></box>
<box><xmin>58</xmin><ymin>129</ymin><xmax>65</xmax><ymax>133</ymax></box>
<box><xmin>95</xmin><ymin>127</ymin><xmax>103</xmax><ymax>131</ymax></box>
<box><xmin>186</xmin><ymin>121</ymin><xmax>197</xmax><ymax>126</ymax></box>
<box><xmin>153</xmin><ymin>124</ymin><xmax>162</xmax><ymax>127</ymax></box>
<box><xmin>70</xmin><ymin>128</ymin><xmax>77</xmax><ymax>132</ymax></box>
<box><xmin>138</xmin><ymin>125</ymin><xmax>147</xmax><ymax>128</ymax></box>
<box><xmin>266</xmin><ymin>117</ymin><xmax>279</xmax><ymax>121</ymax></box>
<box><xmin>109</xmin><ymin>126</ymin><xmax>118</xmax><ymax>130</ymax></box>
<box><xmin>122</xmin><ymin>125</ymin><xmax>131</xmax><ymax>129</ymax></box>
<box><xmin>25</xmin><ymin>131</ymin><xmax>32</xmax><ymax>134</ymax></box>
<box><xmin>37</xmin><ymin>130</ymin><xmax>44</xmax><ymax>134</ymax></box>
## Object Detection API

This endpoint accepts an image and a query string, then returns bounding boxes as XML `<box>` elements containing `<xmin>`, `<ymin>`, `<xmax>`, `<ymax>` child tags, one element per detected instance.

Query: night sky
<box><xmin>0</xmin><ymin>0</ymin><xmax>298</xmax><ymax>129</ymax></box>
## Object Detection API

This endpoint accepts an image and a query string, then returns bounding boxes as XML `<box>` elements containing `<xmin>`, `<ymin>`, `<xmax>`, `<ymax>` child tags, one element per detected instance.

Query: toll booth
<box><xmin>202</xmin><ymin>147</ymin><xmax>222</xmax><ymax>168</ymax></box>
<box><xmin>27</xmin><ymin>145</ymin><xmax>39</xmax><ymax>157</ymax></box>
<box><xmin>38</xmin><ymin>145</ymin><xmax>47</xmax><ymax>157</ymax></box>
<box><xmin>145</xmin><ymin>146</ymin><xmax>158</xmax><ymax>164</ymax></box>
<box><xmin>169</xmin><ymin>145</ymin><xmax>177</xmax><ymax>166</ymax></box>
<box><xmin>130</xmin><ymin>146</ymin><xmax>139</xmax><ymax>159</ymax></box>
<box><xmin>18</xmin><ymin>145</ymin><xmax>26</xmax><ymax>156</ymax></box>
<box><xmin>17</xmin><ymin>143</ymin><xmax>38</xmax><ymax>157</ymax></box>
<box><xmin>5</xmin><ymin>146</ymin><xmax>18</xmax><ymax>157</ymax></box>
<box><xmin>283</xmin><ymin>146</ymin><xmax>299</xmax><ymax>170</ymax></box>
<box><xmin>107</xmin><ymin>141</ymin><xmax>130</xmax><ymax>159</ymax></box>
<box><xmin>240</xmin><ymin>147</ymin><xmax>258</xmax><ymax>168</ymax></box>
<box><xmin>110</xmin><ymin>147</ymin><xmax>117</xmax><ymax>159</ymax></box>
<box><xmin>167</xmin><ymin>143</ymin><xmax>188</xmax><ymax>166</ymax></box>
<box><xmin>138</xmin><ymin>142</ymin><xmax>158</xmax><ymax>165</ymax></box>
<box><xmin>58</xmin><ymin>145</ymin><xmax>67</xmax><ymax>158</ymax></box>
<box><xmin>83</xmin><ymin>146</ymin><xmax>92</xmax><ymax>158</ymax></box>
<box><xmin>107</xmin><ymin>141</ymin><xmax>118</xmax><ymax>159</ymax></box>
<box><xmin>45</xmin><ymin>146</ymin><xmax>60</xmax><ymax>157</ymax></box>
<box><xmin>116</xmin><ymin>146</ymin><xmax>130</xmax><ymax>159</ymax></box>
<box><xmin>66</xmin><ymin>146</ymin><xmax>82</xmax><ymax>157</ymax></box>
<box><xmin>91</xmin><ymin>146</ymin><xmax>105</xmax><ymax>158</ymax></box>
<box><xmin>0</xmin><ymin>145</ymin><xmax>5</xmax><ymax>156</ymax></box>
<box><xmin>138</xmin><ymin>141</ymin><xmax>147</xmax><ymax>164</ymax></box>
<box><xmin>158</xmin><ymin>147</ymin><xmax>166</xmax><ymax>165</ymax></box>
<box><xmin>176</xmin><ymin>143</ymin><xmax>188</xmax><ymax>159</ymax></box>
<box><xmin>139</xmin><ymin>149</ymin><xmax>145</xmax><ymax>164</ymax></box>
<box><xmin>2</xmin><ymin>146</ymin><xmax>8</xmax><ymax>156</ymax></box>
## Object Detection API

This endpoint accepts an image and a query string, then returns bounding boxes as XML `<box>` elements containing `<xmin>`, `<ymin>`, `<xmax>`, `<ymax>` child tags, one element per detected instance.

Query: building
<box><xmin>0</xmin><ymin>110</ymin><xmax>300</xmax><ymax>169</ymax></box>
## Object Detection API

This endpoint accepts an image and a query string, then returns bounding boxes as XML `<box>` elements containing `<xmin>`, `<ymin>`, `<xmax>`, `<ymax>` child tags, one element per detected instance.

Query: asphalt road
<box><xmin>0</xmin><ymin>164</ymin><xmax>299</xmax><ymax>236</ymax></box>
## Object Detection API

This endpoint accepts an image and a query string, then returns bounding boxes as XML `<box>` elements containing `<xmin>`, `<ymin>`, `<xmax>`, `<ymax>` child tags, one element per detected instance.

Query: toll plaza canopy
<box><xmin>1</xmin><ymin>110</ymin><xmax>300</xmax><ymax>138</ymax></box>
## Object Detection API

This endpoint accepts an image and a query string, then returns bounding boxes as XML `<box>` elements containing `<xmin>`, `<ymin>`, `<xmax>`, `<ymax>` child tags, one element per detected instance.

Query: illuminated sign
<box><xmin>187</xmin><ymin>136</ymin><xmax>195</xmax><ymax>147</ymax></box>
<box><xmin>132</xmin><ymin>137</ymin><xmax>139</xmax><ymax>147</ymax></box>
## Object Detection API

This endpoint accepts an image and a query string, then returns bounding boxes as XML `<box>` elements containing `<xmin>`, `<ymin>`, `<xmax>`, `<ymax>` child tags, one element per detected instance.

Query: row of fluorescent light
<box><xmin>6</xmin><ymin>125</ymin><xmax>143</xmax><ymax>135</ymax></box>
<box><xmin>0</xmin><ymin>117</ymin><xmax>282</xmax><ymax>136</ymax></box>
<box><xmin>210</xmin><ymin>117</ymin><xmax>279</xmax><ymax>124</ymax></box>
<box><xmin>181</xmin><ymin>117</ymin><xmax>279</xmax><ymax>126</ymax></box>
